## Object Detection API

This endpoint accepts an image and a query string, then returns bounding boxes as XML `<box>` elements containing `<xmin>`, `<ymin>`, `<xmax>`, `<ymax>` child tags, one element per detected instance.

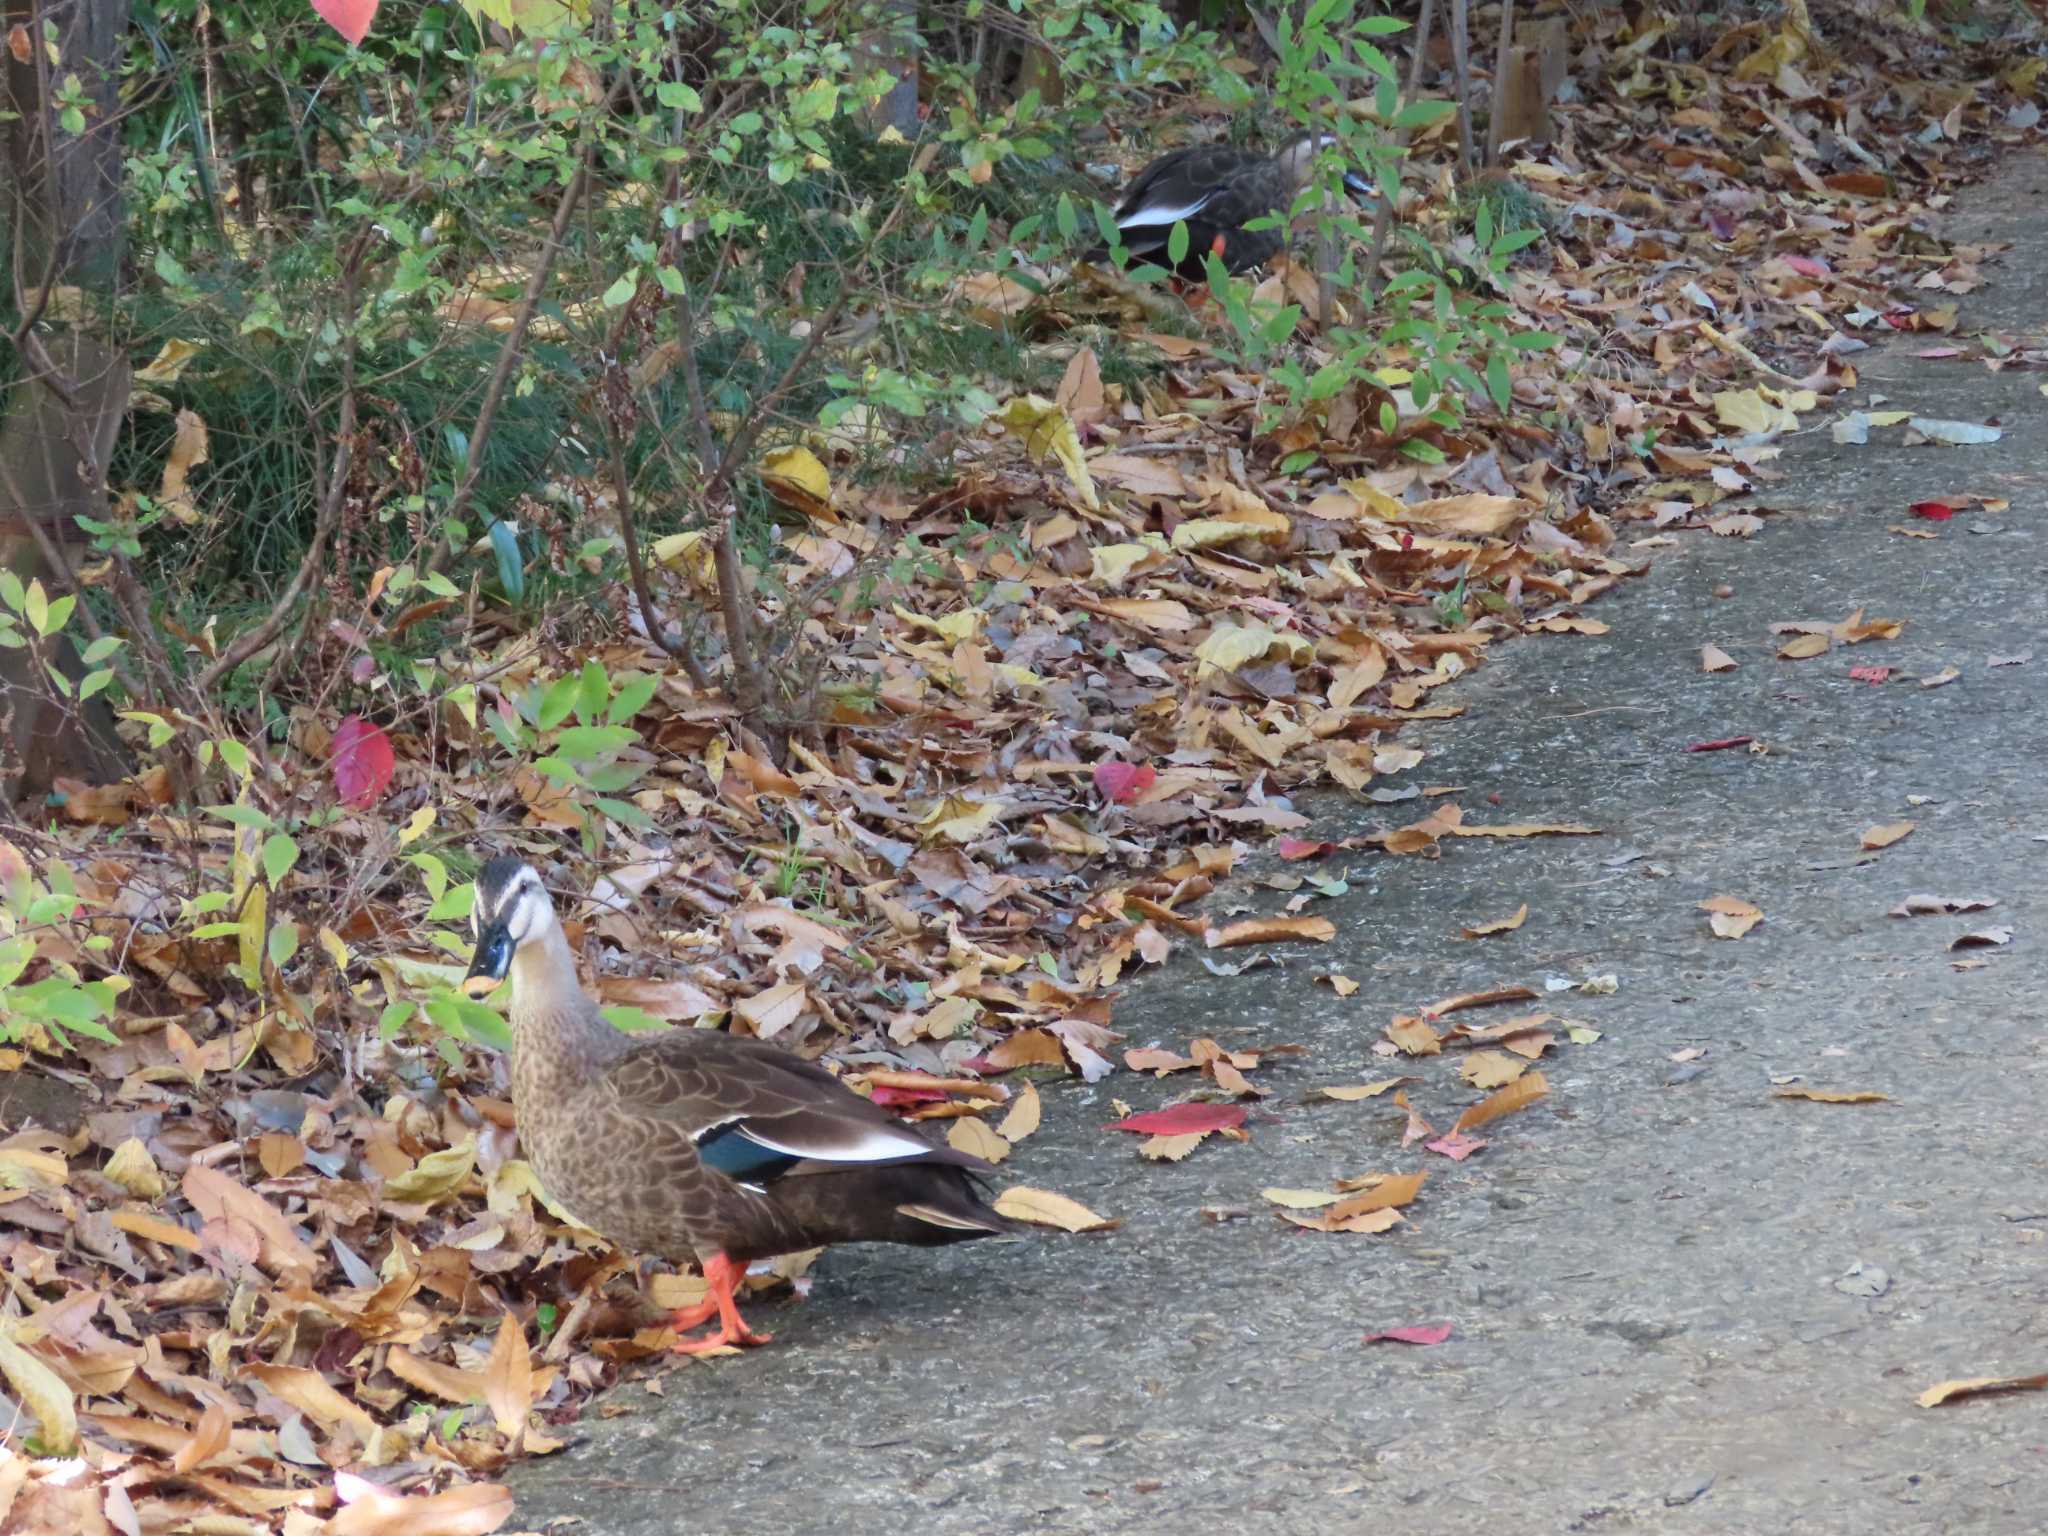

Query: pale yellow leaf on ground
<box><xmin>1700</xmin><ymin>894</ymin><xmax>1763</xmax><ymax>939</ymax></box>
<box><xmin>758</xmin><ymin>445</ymin><xmax>834</xmax><ymax>518</ymax></box>
<box><xmin>995</xmin><ymin>395</ymin><xmax>1098</xmax><ymax>509</ymax></box>
<box><xmin>1206</xmin><ymin>915</ymin><xmax>1335</xmax><ymax>948</ymax></box>
<box><xmin>387</xmin><ymin>1347</ymin><xmax>489</xmax><ymax>1405</ymax></box>
<box><xmin>946</xmin><ymin>1115</ymin><xmax>1011</xmax><ymax>1164</ymax></box>
<box><xmin>1459</xmin><ymin>1050</ymin><xmax>1529</xmax><ymax>1089</ymax></box>
<box><xmin>1444</xmin><ymin>821</ymin><xmax>1602</xmax><ymax>840</ymax></box>
<box><xmin>1462</xmin><ymin>904</ymin><xmax>1528</xmax><ymax>939</ymax></box>
<box><xmin>993</xmin><ymin>1186</ymin><xmax>1115</xmax><ymax>1231</ymax></box>
<box><xmin>171</xmin><ymin>1402</ymin><xmax>230</xmax><ymax>1474</ymax></box>
<box><xmin>325</xmin><ymin>1477</ymin><xmax>514</xmax><ymax>1536</ymax></box>
<box><xmin>1773</xmin><ymin>1087</ymin><xmax>1890</xmax><ymax>1104</ymax></box>
<box><xmin>1279</xmin><ymin>1206</ymin><xmax>1405</xmax><ymax>1234</ymax></box>
<box><xmin>485</xmin><ymin>1310</ymin><xmax>533</xmax><ymax>1441</ymax></box>
<box><xmin>1778</xmin><ymin>633</ymin><xmax>1830</xmax><ymax>659</ymax></box>
<box><xmin>1318</xmin><ymin>973</ymin><xmax>1360</xmax><ymax>997</ymax></box>
<box><xmin>997</xmin><ymin>1080</ymin><xmax>1042</xmax><ymax>1142</ymax></box>
<box><xmin>1194</xmin><ymin>621</ymin><xmax>1312</xmax><ymax>679</ymax></box>
<box><xmin>1386</xmin><ymin>1016</ymin><xmax>1442</xmax><ymax>1056</ymax></box>
<box><xmin>1262</xmin><ymin>1187</ymin><xmax>1346</xmax><ymax>1209</ymax></box>
<box><xmin>241</xmin><ymin>1363</ymin><xmax>378</xmax><ymax>1436</ymax></box>
<box><xmin>1861</xmin><ymin>820</ymin><xmax>1915</xmax><ymax>850</ymax></box>
<box><xmin>182</xmin><ymin>1163</ymin><xmax>319</xmax><ymax>1278</ymax></box>
<box><xmin>382</xmin><ymin>1138</ymin><xmax>477</xmax><ymax>1207</ymax></box>
<box><xmin>1317</xmin><ymin>1078</ymin><xmax>1409</xmax><ymax>1101</ymax></box>
<box><xmin>1327</xmin><ymin>1170</ymin><xmax>1425</xmax><ymax>1218</ymax></box>
<box><xmin>1139</xmin><ymin>1132</ymin><xmax>1207</xmax><ymax>1161</ymax></box>
<box><xmin>1918</xmin><ymin>1373</ymin><xmax>2048</xmax><ymax>1408</ymax></box>
<box><xmin>0</xmin><ymin>1327</ymin><xmax>77</xmax><ymax>1453</ymax></box>
<box><xmin>1702</xmin><ymin>644</ymin><xmax>1738</xmax><ymax>672</ymax></box>
<box><xmin>104</xmin><ymin>1137</ymin><xmax>165</xmax><ymax>1198</ymax></box>
<box><xmin>1452</xmin><ymin>1071</ymin><xmax>1550</xmax><ymax>1134</ymax></box>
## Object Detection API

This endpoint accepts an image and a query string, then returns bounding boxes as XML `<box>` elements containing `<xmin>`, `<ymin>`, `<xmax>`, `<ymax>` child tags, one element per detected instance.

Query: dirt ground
<box><xmin>509</xmin><ymin>146</ymin><xmax>2048</xmax><ymax>1535</ymax></box>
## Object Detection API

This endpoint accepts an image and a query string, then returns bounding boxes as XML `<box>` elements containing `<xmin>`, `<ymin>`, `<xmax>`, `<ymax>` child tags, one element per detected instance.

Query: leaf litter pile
<box><xmin>9</xmin><ymin>6</ymin><xmax>2048</xmax><ymax>1527</ymax></box>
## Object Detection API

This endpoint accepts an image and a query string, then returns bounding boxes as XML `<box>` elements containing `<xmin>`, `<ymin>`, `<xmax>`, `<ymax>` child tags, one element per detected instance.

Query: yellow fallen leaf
<box><xmin>104</xmin><ymin>1137</ymin><xmax>166</xmax><ymax>1199</ymax></box>
<box><xmin>399</xmin><ymin>804</ymin><xmax>436</xmax><ymax>846</ymax></box>
<box><xmin>758</xmin><ymin>444</ymin><xmax>834</xmax><ymax>518</ymax></box>
<box><xmin>485</xmin><ymin>1310</ymin><xmax>533</xmax><ymax>1441</ymax></box>
<box><xmin>1918</xmin><ymin>1373</ymin><xmax>2048</xmax><ymax>1408</ymax></box>
<box><xmin>1317</xmin><ymin>1078</ymin><xmax>1408</xmax><ymax>1101</ymax></box>
<box><xmin>1327</xmin><ymin>1170</ymin><xmax>1425</xmax><ymax>1217</ymax></box>
<box><xmin>382</xmin><ymin>1138</ymin><xmax>478</xmax><ymax>1206</ymax></box>
<box><xmin>1088</xmin><ymin>542</ymin><xmax>1164</xmax><ymax>586</ymax></box>
<box><xmin>1386</xmin><ymin>1016</ymin><xmax>1442</xmax><ymax>1056</ymax></box>
<box><xmin>1713</xmin><ymin>388</ymin><xmax>1799</xmax><ymax>434</ymax></box>
<box><xmin>0</xmin><ymin>1325</ymin><xmax>77</xmax><ymax>1452</ymax></box>
<box><xmin>1194</xmin><ymin>621</ymin><xmax>1312</xmax><ymax>679</ymax></box>
<box><xmin>1462</xmin><ymin>904</ymin><xmax>1528</xmax><ymax>939</ymax></box>
<box><xmin>996</xmin><ymin>395</ymin><xmax>1097</xmax><ymax>509</ymax></box>
<box><xmin>1700</xmin><ymin>894</ymin><xmax>1762</xmax><ymax>939</ymax></box>
<box><xmin>1861</xmin><ymin>820</ymin><xmax>1914</xmax><ymax>851</ymax></box>
<box><xmin>1778</xmin><ymin>633</ymin><xmax>1830</xmax><ymax>660</ymax></box>
<box><xmin>1170</xmin><ymin>507</ymin><xmax>1291</xmax><ymax>552</ymax></box>
<box><xmin>1318</xmin><ymin>973</ymin><xmax>1359</xmax><ymax>997</ymax></box>
<box><xmin>1452</xmin><ymin>1070</ymin><xmax>1550</xmax><ymax>1133</ymax></box>
<box><xmin>1459</xmin><ymin>1050</ymin><xmax>1528</xmax><ymax>1089</ymax></box>
<box><xmin>997</xmin><ymin>1081</ymin><xmax>1041</xmax><ymax>1142</ymax></box>
<box><xmin>1139</xmin><ymin>1132</ymin><xmax>1207</xmax><ymax>1161</ymax></box>
<box><xmin>160</xmin><ymin>408</ymin><xmax>210</xmax><ymax>525</ymax></box>
<box><xmin>1773</xmin><ymin>1087</ymin><xmax>1890</xmax><ymax>1104</ymax></box>
<box><xmin>993</xmin><ymin>1186</ymin><xmax>1115</xmax><ymax>1231</ymax></box>
<box><xmin>1262</xmin><ymin>1187</ymin><xmax>1345</xmax><ymax>1209</ymax></box>
<box><xmin>946</xmin><ymin>1115</ymin><xmax>1010</xmax><ymax>1164</ymax></box>
<box><xmin>1702</xmin><ymin>644</ymin><xmax>1737</xmax><ymax>672</ymax></box>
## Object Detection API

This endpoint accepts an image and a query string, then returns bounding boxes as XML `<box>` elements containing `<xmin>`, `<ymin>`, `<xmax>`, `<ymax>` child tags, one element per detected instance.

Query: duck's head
<box><xmin>463</xmin><ymin>855</ymin><xmax>557</xmax><ymax>998</ymax></box>
<box><xmin>1279</xmin><ymin>133</ymin><xmax>1377</xmax><ymax>205</ymax></box>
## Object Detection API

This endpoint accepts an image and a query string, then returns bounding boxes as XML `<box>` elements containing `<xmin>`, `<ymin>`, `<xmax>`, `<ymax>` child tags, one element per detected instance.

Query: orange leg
<box><xmin>669</xmin><ymin>1253</ymin><xmax>774</xmax><ymax>1354</ymax></box>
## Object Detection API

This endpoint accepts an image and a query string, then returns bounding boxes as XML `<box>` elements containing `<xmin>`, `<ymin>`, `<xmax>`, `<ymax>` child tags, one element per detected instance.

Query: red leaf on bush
<box><xmin>1107</xmin><ymin>1102</ymin><xmax>1248</xmax><ymax>1136</ymax></box>
<box><xmin>1093</xmin><ymin>761</ymin><xmax>1156</xmax><ymax>805</ymax></box>
<box><xmin>332</xmin><ymin>716</ymin><xmax>395</xmax><ymax>808</ymax></box>
<box><xmin>1910</xmin><ymin>501</ymin><xmax>1955</xmax><ymax>521</ymax></box>
<box><xmin>1363</xmin><ymin>1324</ymin><xmax>1454</xmax><ymax>1346</ymax></box>
<box><xmin>310</xmin><ymin>0</ymin><xmax>380</xmax><ymax>45</ymax></box>
<box><xmin>1276</xmin><ymin>837</ymin><xmax>1334</xmax><ymax>861</ymax></box>
<box><xmin>1849</xmin><ymin>665</ymin><xmax>1892</xmax><ymax>685</ymax></box>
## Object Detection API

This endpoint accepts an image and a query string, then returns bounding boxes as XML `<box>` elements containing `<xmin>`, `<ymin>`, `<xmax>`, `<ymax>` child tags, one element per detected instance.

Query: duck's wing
<box><xmin>604</xmin><ymin>1033</ymin><xmax>994</xmax><ymax>1187</ymax></box>
<box><xmin>1113</xmin><ymin>144</ymin><xmax>1260</xmax><ymax>234</ymax></box>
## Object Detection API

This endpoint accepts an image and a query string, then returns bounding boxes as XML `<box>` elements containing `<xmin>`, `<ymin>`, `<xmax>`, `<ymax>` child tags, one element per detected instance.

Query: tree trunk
<box><xmin>2</xmin><ymin>0</ymin><xmax>136</xmax><ymax>800</ymax></box>
<box><xmin>855</xmin><ymin>0</ymin><xmax>921</xmax><ymax>136</ymax></box>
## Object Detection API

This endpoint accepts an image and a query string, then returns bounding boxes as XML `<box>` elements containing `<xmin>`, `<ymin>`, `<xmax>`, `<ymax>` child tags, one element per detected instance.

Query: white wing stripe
<box><xmin>1118</xmin><ymin>192</ymin><xmax>1218</xmax><ymax>229</ymax></box>
<box><xmin>737</xmin><ymin>1121</ymin><xmax>933</xmax><ymax>1164</ymax></box>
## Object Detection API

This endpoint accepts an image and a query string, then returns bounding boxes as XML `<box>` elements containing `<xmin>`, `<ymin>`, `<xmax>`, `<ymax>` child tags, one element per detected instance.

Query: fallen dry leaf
<box><xmin>1206</xmin><ymin>914</ymin><xmax>1336</xmax><ymax>948</ymax></box>
<box><xmin>1452</xmin><ymin>1071</ymin><xmax>1550</xmax><ymax>1134</ymax></box>
<box><xmin>946</xmin><ymin>1115</ymin><xmax>1010</xmax><ymax>1163</ymax></box>
<box><xmin>997</xmin><ymin>1080</ymin><xmax>1042</xmax><ymax>1141</ymax></box>
<box><xmin>1890</xmin><ymin>894</ymin><xmax>1996</xmax><ymax>917</ymax></box>
<box><xmin>1922</xmin><ymin>665</ymin><xmax>1961</xmax><ymax>688</ymax></box>
<box><xmin>1772</xmin><ymin>1087</ymin><xmax>1891</xmax><ymax>1104</ymax></box>
<box><xmin>1362</xmin><ymin>1323</ymin><xmax>1452</xmax><ymax>1345</ymax></box>
<box><xmin>1778</xmin><ymin>633</ymin><xmax>1830</xmax><ymax>659</ymax></box>
<box><xmin>1317</xmin><ymin>1078</ymin><xmax>1408</xmax><ymax>1102</ymax></box>
<box><xmin>1860</xmin><ymin>821</ymin><xmax>1915</xmax><ymax>851</ymax></box>
<box><xmin>1140</xmin><ymin>1132</ymin><xmax>1208</xmax><ymax>1161</ymax></box>
<box><xmin>992</xmin><ymin>1186</ymin><xmax>1115</xmax><ymax>1232</ymax></box>
<box><xmin>1918</xmin><ymin>1373</ymin><xmax>2048</xmax><ymax>1409</ymax></box>
<box><xmin>1319</xmin><ymin>972</ymin><xmax>1360</xmax><ymax>997</ymax></box>
<box><xmin>1701</xmin><ymin>644</ymin><xmax>1737</xmax><ymax>673</ymax></box>
<box><xmin>1385</xmin><ymin>1016</ymin><xmax>1442</xmax><ymax>1056</ymax></box>
<box><xmin>1700</xmin><ymin>894</ymin><xmax>1763</xmax><ymax>939</ymax></box>
<box><xmin>1420</xmin><ymin>985</ymin><xmax>1538</xmax><ymax>1018</ymax></box>
<box><xmin>1461</xmin><ymin>904</ymin><xmax>1528</xmax><ymax>939</ymax></box>
<box><xmin>1951</xmin><ymin>926</ymin><xmax>2014</xmax><ymax>950</ymax></box>
<box><xmin>1459</xmin><ymin>1050</ymin><xmax>1528</xmax><ymax>1089</ymax></box>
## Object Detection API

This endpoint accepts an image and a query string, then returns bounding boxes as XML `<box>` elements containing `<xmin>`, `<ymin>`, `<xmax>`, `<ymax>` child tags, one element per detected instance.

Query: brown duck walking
<box><xmin>1086</xmin><ymin>133</ymin><xmax>1377</xmax><ymax>280</ymax></box>
<box><xmin>462</xmin><ymin>855</ymin><xmax>1016</xmax><ymax>1353</ymax></box>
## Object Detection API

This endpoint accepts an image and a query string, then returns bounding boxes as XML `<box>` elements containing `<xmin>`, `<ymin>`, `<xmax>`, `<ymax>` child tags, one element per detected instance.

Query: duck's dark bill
<box><xmin>464</xmin><ymin>925</ymin><xmax>513</xmax><ymax>996</ymax></box>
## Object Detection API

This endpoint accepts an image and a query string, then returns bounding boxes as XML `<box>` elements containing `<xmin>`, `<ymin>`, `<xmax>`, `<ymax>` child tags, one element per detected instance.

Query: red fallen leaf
<box><xmin>310</xmin><ymin>0</ymin><xmax>380</xmax><ymax>45</ymax></box>
<box><xmin>1276</xmin><ymin>838</ymin><xmax>1335</xmax><ymax>861</ymax></box>
<box><xmin>1425</xmin><ymin>1132</ymin><xmax>1487</xmax><ymax>1161</ymax></box>
<box><xmin>1093</xmin><ymin>761</ymin><xmax>1156</xmax><ymax>805</ymax></box>
<box><xmin>1363</xmin><ymin>1324</ymin><xmax>1454</xmax><ymax>1346</ymax></box>
<box><xmin>867</xmin><ymin>1084</ymin><xmax>952</xmax><ymax>1107</ymax></box>
<box><xmin>1849</xmin><ymin>665</ymin><xmax>1892</xmax><ymax>685</ymax></box>
<box><xmin>1911</xmin><ymin>501</ymin><xmax>1956</xmax><ymax>521</ymax></box>
<box><xmin>1881</xmin><ymin>307</ymin><xmax>1917</xmax><ymax>329</ymax></box>
<box><xmin>1784</xmin><ymin>255</ymin><xmax>1830</xmax><ymax>278</ymax></box>
<box><xmin>1107</xmin><ymin>1102</ymin><xmax>1248</xmax><ymax>1136</ymax></box>
<box><xmin>332</xmin><ymin>717</ymin><xmax>395</xmax><ymax>808</ymax></box>
<box><xmin>1684</xmin><ymin>735</ymin><xmax>1753</xmax><ymax>753</ymax></box>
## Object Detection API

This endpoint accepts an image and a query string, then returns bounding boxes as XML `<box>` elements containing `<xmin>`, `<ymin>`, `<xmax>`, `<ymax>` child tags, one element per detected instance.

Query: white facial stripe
<box><xmin>504</xmin><ymin>883</ymin><xmax>553</xmax><ymax>944</ymax></box>
<box><xmin>1119</xmin><ymin>191</ymin><xmax>1218</xmax><ymax>229</ymax></box>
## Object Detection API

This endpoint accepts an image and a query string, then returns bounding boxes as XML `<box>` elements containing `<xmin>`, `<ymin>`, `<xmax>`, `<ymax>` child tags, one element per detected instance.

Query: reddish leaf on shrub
<box><xmin>311</xmin><ymin>0</ymin><xmax>380</xmax><ymax>46</ymax></box>
<box><xmin>1093</xmin><ymin>761</ymin><xmax>1156</xmax><ymax>805</ymax></box>
<box><xmin>333</xmin><ymin>716</ymin><xmax>395</xmax><ymax>808</ymax></box>
<box><xmin>1363</xmin><ymin>1324</ymin><xmax>1454</xmax><ymax>1346</ymax></box>
<box><xmin>1107</xmin><ymin>1102</ymin><xmax>1248</xmax><ymax>1136</ymax></box>
<box><xmin>1276</xmin><ymin>837</ymin><xmax>1334</xmax><ymax>861</ymax></box>
<box><xmin>1910</xmin><ymin>501</ymin><xmax>1956</xmax><ymax>521</ymax></box>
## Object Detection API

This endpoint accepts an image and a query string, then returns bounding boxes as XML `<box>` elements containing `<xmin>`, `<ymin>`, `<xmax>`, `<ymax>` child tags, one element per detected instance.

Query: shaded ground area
<box><xmin>512</xmin><ymin>151</ymin><xmax>2048</xmax><ymax>1534</ymax></box>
